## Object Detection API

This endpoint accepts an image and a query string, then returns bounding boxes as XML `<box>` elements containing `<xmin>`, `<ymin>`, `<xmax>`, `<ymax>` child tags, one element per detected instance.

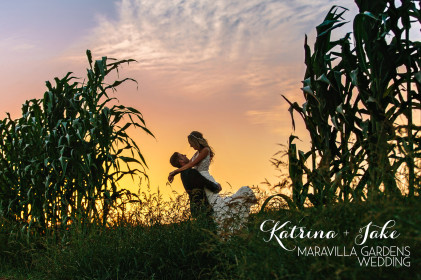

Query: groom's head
<box><xmin>170</xmin><ymin>152</ymin><xmax>188</xmax><ymax>168</ymax></box>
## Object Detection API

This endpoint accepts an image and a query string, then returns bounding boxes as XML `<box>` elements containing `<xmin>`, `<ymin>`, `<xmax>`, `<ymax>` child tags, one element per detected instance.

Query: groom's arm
<box><xmin>188</xmin><ymin>169</ymin><xmax>221</xmax><ymax>193</ymax></box>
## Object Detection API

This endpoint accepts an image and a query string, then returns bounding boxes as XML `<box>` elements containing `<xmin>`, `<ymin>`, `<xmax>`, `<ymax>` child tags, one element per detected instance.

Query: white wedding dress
<box><xmin>191</xmin><ymin>152</ymin><xmax>257</xmax><ymax>234</ymax></box>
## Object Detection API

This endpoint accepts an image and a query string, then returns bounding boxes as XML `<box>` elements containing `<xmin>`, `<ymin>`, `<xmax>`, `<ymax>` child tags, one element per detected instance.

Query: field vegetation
<box><xmin>1</xmin><ymin>0</ymin><xmax>420</xmax><ymax>279</ymax></box>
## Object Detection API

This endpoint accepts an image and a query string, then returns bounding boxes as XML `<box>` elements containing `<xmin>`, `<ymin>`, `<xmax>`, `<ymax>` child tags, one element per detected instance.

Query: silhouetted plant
<box><xmin>0</xmin><ymin>50</ymin><xmax>154</xmax><ymax>233</ymax></box>
<box><xmin>283</xmin><ymin>0</ymin><xmax>420</xmax><ymax>207</ymax></box>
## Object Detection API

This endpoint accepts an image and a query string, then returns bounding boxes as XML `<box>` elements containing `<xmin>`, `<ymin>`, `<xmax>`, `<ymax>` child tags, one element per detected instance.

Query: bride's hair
<box><xmin>188</xmin><ymin>131</ymin><xmax>215</xmax><ymax>160</ymax></box>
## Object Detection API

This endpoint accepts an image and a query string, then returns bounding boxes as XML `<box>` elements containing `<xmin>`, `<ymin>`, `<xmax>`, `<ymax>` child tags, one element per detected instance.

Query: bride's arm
<box><xmin>169</xmin><ymin>148</ymin><xmax>209</xmax><ymax>176</ymax></box>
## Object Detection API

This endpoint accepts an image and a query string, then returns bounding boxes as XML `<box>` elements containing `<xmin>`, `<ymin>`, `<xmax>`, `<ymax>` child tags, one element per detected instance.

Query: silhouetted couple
<box><xmin>169</xmin><ymin>131</ymin><xmax>257</xmax><ymax>234</ymax></box>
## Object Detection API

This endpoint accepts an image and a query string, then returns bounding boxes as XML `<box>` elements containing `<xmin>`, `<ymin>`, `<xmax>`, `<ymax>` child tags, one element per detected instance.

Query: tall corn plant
<box><xmin>353</xmin><ymin>0</ymin><xmax>420</xmax><ymax>198</ymax></box>
<box><xmin>283</xmin><ymin>0</ymin><xmax>420</xmax><ymax>208</ymax></box>
<box><xmin>0</xmin><ymin>50</ymin><xmax>153</xmax><ymax>233</ymax></box>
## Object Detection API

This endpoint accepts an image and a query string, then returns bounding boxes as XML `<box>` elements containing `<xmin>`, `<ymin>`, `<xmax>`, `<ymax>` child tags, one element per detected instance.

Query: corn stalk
<box><xmin>0</xmin><ymin>50</ymin><xmax>154</xmax><ymax>233</ymax></box>
<box><xmin>283</xmin><ymin>0</ymin><xmax>420</xmax><ymax>207</ymax></box>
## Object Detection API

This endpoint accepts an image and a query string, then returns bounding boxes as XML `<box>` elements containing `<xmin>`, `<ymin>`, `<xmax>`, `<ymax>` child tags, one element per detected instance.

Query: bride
<box><xmin>168</xmin><ymin>131</ymin><xmax>257</xmax><ymax>234</ymax></box>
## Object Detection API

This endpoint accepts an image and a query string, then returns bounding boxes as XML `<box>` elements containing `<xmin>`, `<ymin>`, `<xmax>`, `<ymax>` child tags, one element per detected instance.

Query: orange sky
<box><xmin>1</xmin><ymin>0</ymin><xmax>365</xmax><ymax>199</ymax></box>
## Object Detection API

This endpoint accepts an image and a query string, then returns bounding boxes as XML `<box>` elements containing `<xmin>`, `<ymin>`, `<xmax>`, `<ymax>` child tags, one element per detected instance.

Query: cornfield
<box><xmin>282</xmin><ymin>0</ymin><xmax>420</xmax><ymax>208</ymax></box>
<box><xmin>0</xmin><ymin>50</ymin><xmax>154</xmax><ymax>233</ymax></box>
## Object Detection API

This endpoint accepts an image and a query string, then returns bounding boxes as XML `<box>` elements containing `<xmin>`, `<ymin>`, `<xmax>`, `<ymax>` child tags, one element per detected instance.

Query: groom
<box><xmin>169</xmin><ymin>152</ymin><xmax>221</xmax><ymax>219</ymax></box>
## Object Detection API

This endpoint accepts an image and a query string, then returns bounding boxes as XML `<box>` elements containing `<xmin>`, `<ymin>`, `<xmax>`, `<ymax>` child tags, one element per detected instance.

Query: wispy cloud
<box><xmin>0</xmin><ymin>37</ymin><xmax>37</xmax><ymax>53</ymax></box>
<box><xmin>81</xmin><ymin>0</ymin><xmax>351</xmax><ymax>66</ymax></box>
<box><xmin>63</xmin><ymin>0</ymin><xmax>357</xmax><ymax>131</ymax></box>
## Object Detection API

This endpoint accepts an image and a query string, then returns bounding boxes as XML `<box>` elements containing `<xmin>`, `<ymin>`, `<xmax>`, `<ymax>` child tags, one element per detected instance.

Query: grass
<box><xmin>1</xmin><ymin>193</ymin><xmax>420</xmax><ymax>280</ymax></box>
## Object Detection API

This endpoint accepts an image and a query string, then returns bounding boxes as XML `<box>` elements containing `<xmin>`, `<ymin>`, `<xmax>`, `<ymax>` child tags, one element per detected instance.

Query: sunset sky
<box><xmin>0</xmin><ymin>0</ymin><xmax>360</xmax><ymax>198</ymax></box>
